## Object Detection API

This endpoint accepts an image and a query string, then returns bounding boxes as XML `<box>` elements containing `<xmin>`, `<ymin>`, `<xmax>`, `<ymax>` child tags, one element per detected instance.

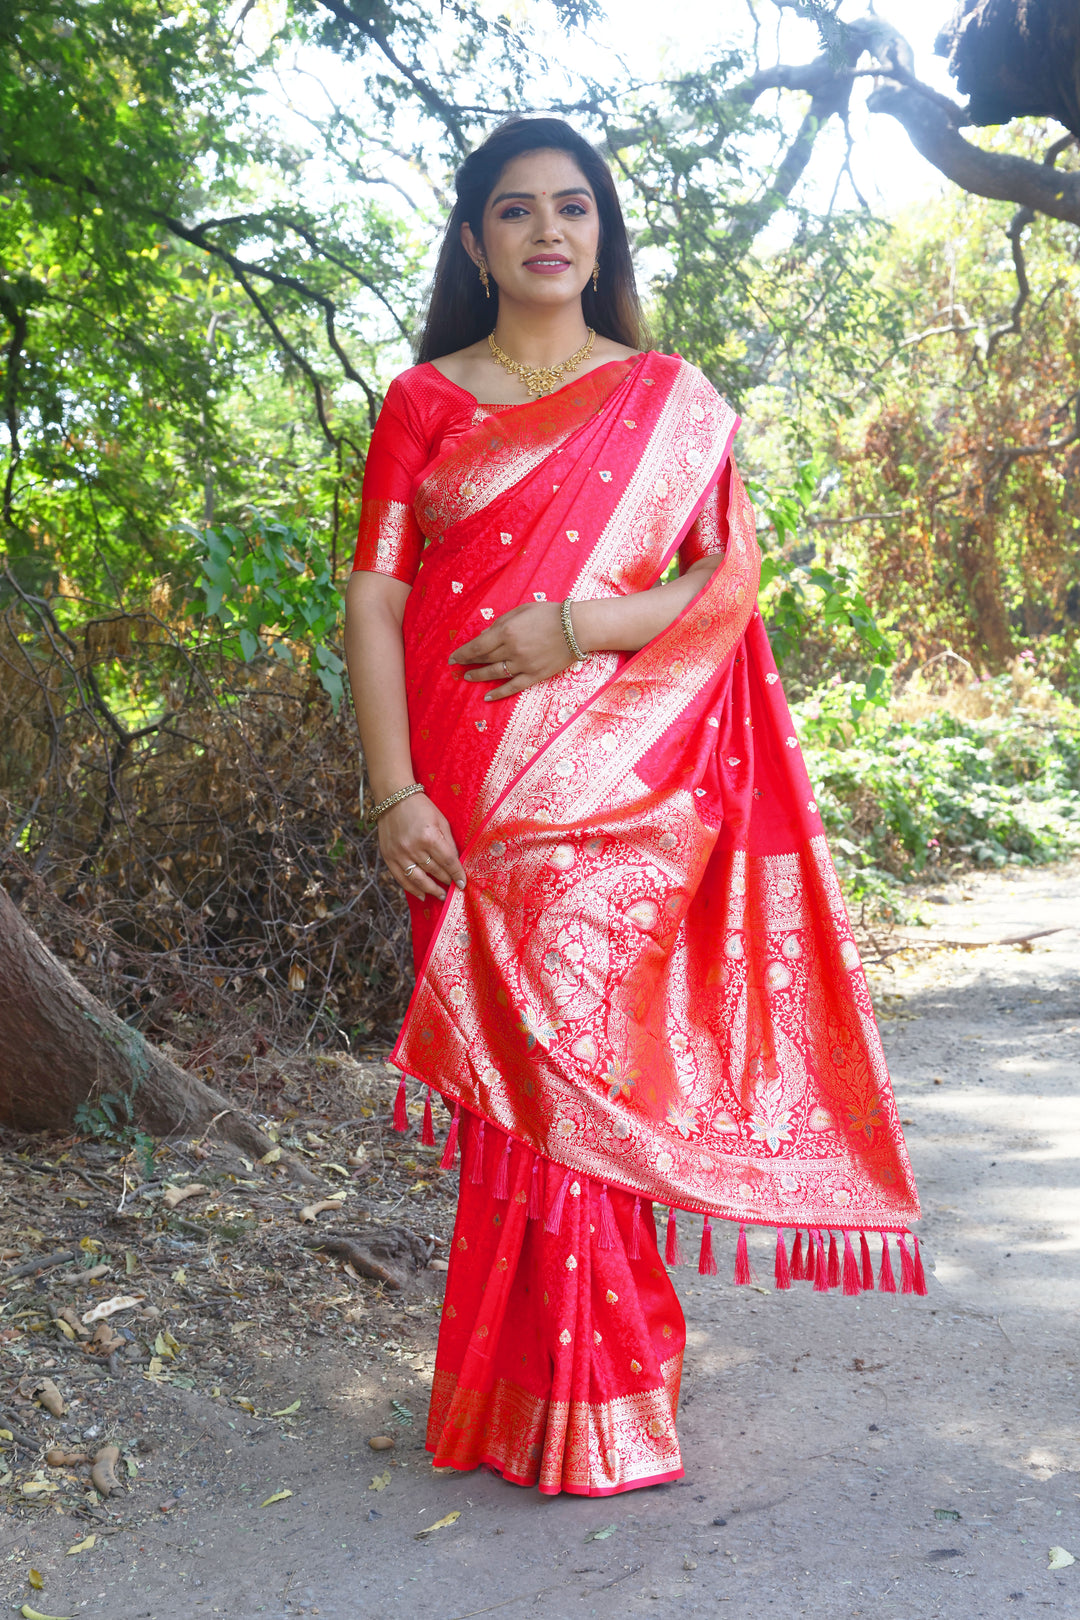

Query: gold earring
<box><xmin>477</xmin><ymin>255</ymin><xmax>490</xmax><ymax>299</ymax></box>
<box><xmin>592</xmin><ymin>259</ymin><xmax>600</xmax><ymax>293</ymax></box>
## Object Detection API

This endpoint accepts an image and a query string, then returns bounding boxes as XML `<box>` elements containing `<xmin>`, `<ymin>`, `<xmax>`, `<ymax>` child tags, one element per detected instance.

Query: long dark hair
<box><xmin>416</xmin><ymin>117</ymin><xmax>646</xmax><ymax>363</ymax></box>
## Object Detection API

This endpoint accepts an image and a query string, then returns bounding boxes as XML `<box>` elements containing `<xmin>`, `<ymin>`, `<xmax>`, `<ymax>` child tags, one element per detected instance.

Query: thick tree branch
<box><xmin>866</xmin><ymin>82</ymin><xmax>1080</xmax><ymax>227</ymax></box>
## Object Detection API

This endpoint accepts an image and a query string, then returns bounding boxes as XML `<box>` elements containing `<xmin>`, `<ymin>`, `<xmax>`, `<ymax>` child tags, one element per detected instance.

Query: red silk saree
<box><xmin>352</xmin><ymin>351</ymin><xmax>921</xmax><ymax>1497</ymax></box>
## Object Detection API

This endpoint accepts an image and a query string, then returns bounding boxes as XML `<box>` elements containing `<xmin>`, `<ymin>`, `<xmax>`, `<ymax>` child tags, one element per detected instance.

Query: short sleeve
<box><xmin>679</xmin><ymin>458</ymin><xmax>731</xmax><ymax>571</ymax></box>
<box><xmin>352</xmin><ymin>375</ymin><xmax>428</xmax><ymax>583</ymax></box>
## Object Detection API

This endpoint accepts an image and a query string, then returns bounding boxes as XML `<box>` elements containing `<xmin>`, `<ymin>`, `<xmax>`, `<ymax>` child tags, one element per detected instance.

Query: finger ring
<box><xmin>502</xmin><ymin>660</ymin><xmax>510</xmax><ymax>677</ymax></box>
<box><xmin>403</xmin><ymin>862</ymin><xmax>417</xmax><ymax>875</ymax></box>
<box><xmin>423</xmin><ymin>855</ymin><xmax>433</xmax><ymax>867</ymax></box>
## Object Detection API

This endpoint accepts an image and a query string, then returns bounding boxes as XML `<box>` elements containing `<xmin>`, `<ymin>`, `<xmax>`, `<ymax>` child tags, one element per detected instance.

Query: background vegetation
<box><xmin>2</xmin><ymin>0</ymin><xmax>1079</xmax><ymax>1067</ymax></box>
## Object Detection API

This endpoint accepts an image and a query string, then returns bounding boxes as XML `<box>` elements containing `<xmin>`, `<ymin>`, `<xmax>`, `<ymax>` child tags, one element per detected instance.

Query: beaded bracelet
<box><xmin>367</xmin><ymin>781</ymin><xmax>424</xmax><ymax>827</ymax></box>
<box><xmin>561</xmin><ymin>598</ymin><xmax>588</xmax><ymax>664</ymax></box>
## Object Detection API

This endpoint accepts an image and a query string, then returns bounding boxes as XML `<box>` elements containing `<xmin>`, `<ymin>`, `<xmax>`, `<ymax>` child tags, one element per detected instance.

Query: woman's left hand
<box><xmin>450</xmin><ymin>602</ymin><xmax>576</xmax><ymax>700</ymax></box>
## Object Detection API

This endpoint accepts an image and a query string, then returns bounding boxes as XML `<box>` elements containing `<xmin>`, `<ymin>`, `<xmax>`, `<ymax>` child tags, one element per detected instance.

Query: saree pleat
<box><xmin>429</xmin><ymin>1110</ymin><xmax>685</xmax><ymax>1495</ymax></box>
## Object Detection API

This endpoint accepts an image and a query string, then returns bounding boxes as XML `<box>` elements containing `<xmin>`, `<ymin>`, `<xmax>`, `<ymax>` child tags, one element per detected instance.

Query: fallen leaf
<box><xmin>270</xmin><ymin>1401</ymin><xmax>301</xmax><ymax>1417</ymax></box>
<box><xmin>21</xmin><ymin>1607</ymin><xmax>73</xmax><ymax>1620</ymax></box>
<box><xmin>80</xmin><ymin>1294</ymin><xmax>143</xmax><ymax>1326</ymax></box>
<box><xmin>1049</xmin><ymin>1546</ymin><xmax>1076</xmax><ymax>1570</ymax></box>
<box><xmin>585</xmin><ymin>1524</ymin><xmax>617</xmax><ymax>1542</ymax></box>
<box><xmin>415</xmin><ymin>1511</ymin><xmax>460</xmax><ymax>1538</ymax></box>
<box><xmin>0</xmin><ymin>1429</ymin><xmax>13</xmax><ymax>1442</ymax></box>
<box><xmin>234</xmin><ymin>1397</ymin><xmax>256</xmax><ymax>1414</ymax></box>
<box><xmin>369</xmin><ymin>1471</ymin><xmax>391</xmax><ymax>1491</ymax></box>
<box><xmin>321</xmin><ymin>1162</ymin><xmax>350</xmax><ymax>1177</ymax></box>
<box><xmin>65</xmin><ymin>1535</ymin><xmax>95</xmax><ymax>1555</ymax></box>
<box><xmin>162</xmin><ymin>1182</ymin><xmax>208</xmax><ymax>1209</ymax></box>
<box><xmin>21</xmin><ymin>1480</ymin><xmax>60</xmax><ymax>1497</ymax></box>
<box><xmin>171</xmin><ymin>1267</ymin><xmax>187</xmax><ymax>1285</ymax></box>
<box><xmin>53</xmin><ymin>1318</ymin><xmax>76</xmax><ymax>1341</ymax></box>
<box><xmin>79</xmin><ymin>1237</ymin><xmax>103</xmax><ymax>1253</ymax></box>
<box><xmin>934</xmin><ymin>1508</ymin><xmax>961</xmax><ymax>1521</ymax></box>
<box><xmin>261</xmin><ymin>1489</ymin><xmax>293</xmax><ymax>1507</ymax></box>
<box><xmin>260</xmin><ymin>1146</ymin><xmax>282</xmax><ymax>1164</ymax></box>
<box><xmin>28</xmin><ymin>1571</ymin><xmax>44</xmax><ymax>1590</ymax></box>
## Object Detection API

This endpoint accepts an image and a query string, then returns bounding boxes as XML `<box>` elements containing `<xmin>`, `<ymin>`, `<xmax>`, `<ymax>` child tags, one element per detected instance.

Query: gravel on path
<box><xmin>3</xmin><ymin>862</ymin><xmax>1078</xmax><ymax>1619</ymax></box>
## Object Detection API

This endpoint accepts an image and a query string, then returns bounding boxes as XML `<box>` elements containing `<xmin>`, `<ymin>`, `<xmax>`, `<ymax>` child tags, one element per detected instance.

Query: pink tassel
<box><xmin>628</xmin><ymin>1197</ymin><xmax>642</xmax><ymax>1260</ymax></box>
<box><xmin>842</xmin><ymin>1230</ymin><xmax>861</xmax><ymax>1296</ymax></box>
<box><xmin>698</xmin><ymin>1215</ymin><xmax>718</xmax><ymax>1276</ymax></box>
<box><xmin>420</xmin><ymin>1087</ymin><xmax>436</xmax><ymax>1147</ymax></box>
<box><xmin>492</xmin><ymin>1136</ymin><xmax>511</xmax><ymax>1200</ymax></box>
<box><xmin>859</xmin><ymin>1231</ymin><xmax>874</xmax><ymax>1292</ymax></box>
<box><xmin>898</xmin><ymin>1233</ymin><xmax>916</xmax><ymax>1295</ymax></box>
<box><xmin>733</xmin><ymin>1222</ymin><xmax>751</xmax><ymax>1284</ymax></box>
<box><xmin>912</xmin><ymin>1234</ymin><xmax>928</xmax><ymax>1296</ymax></box>
<box><xmin>598</xmin><ymin>1185</ymin><xmax>619</xmax><ymax>1250</ymax></box>
<box><xmin>392</xmin><ymin>1073</ymin><xmax>408</xmax><ymax>1133</ymax></box>
<box><xmin>813</xmin><ymin>1229</ymin><xmax>829</xmax><ymax>1292</ymax></box>
<box><xmin>545</xmin><ymin>1169</ymin><xmax>571</xmax><ymax>1235</ymax></box>
<box><xmin>527</xmin><ymin>1157</ymin><xmax>542</xmax><ymax>1220</ymax></box>
<box><xmin>439</xmin><ymin>1101</ymin><xmax>460</xmax><ymax>1170</ymax></box>
<box><xmin>790</xmin><ymin>1229</ymin><xmax>806</xmax><ymax>1281</ymax></box>
<box><xmin>665</xmin><ymin>1207</ymin><xmax>684</xmax><ymax>1267</ymax></box>
<box><xmin>469</xmin><ymin>1118</ymin><xmax>486</xmax><ymax>1187</ymax></box>
<box><xmin>878</xmin><ymin>1233</ymin><xmax>897</xmax><ymax>1293</ymax></box>
<box><xmin>774</xmin><ymin>1229</ymin><xmax>791</xmax><ymax>1290</ymax></box>
<box><xmin>827</xmin><ymin>1230</ymin><xmax>840</xmax><ymax>1288</ymax></box>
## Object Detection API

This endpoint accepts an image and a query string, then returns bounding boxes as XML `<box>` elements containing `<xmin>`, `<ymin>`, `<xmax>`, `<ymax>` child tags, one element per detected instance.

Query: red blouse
<box><xmin>351</xmin><ymin>360</ymin><xmax>728</xmax><ymax>583</ymax></box>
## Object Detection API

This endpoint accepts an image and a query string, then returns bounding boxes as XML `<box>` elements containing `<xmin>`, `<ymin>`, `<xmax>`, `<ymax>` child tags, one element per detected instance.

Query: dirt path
<box><xmin>3</xmin><ymin>863</ymin><xmax>1079</xmax><ymax>1618</ymax></box>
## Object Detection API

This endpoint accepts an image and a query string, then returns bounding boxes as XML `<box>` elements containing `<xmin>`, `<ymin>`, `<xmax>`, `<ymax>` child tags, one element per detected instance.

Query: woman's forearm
<box><xmin>570</xmin><ymin>558</ymin><xmax>720</xmax><ymax>655</ymax></box>
<box><xmin>344</xmin><ymin>570</ymin><xmax>415</xmax><ymax>802</ymax></box>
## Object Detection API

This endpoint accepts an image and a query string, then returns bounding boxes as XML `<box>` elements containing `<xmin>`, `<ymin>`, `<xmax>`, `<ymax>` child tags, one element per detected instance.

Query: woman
<box><xmin>345</xmin><ymin>117</ymin><xmax>922</xmax><ymax>1499</ymax></box>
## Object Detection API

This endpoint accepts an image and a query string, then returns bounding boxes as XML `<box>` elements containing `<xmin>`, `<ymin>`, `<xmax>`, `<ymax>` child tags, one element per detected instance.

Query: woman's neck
<box><xmin>489</xmin><ymin>301</ymin><xmax>590</xmax><ymax>365</ymax></box>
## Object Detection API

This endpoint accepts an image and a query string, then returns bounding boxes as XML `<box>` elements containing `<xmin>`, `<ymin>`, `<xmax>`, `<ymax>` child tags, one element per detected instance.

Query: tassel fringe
<box><xmin>859</xmin><ymin>1231</ymin><xmax>874</xmax><ymax>1292</ymax></box>
<box><xmin>420</xmin><ymin>1087</ymin><xmax>436</xmax><ymax>1147</ymax></box>
<box><xmin>469</xmin><ymin>1118</ymin><xmax>486</xmax><ymax>1187</ymax></box>
<box><xmin>665</xmin><ymin>1207</ymin><xmax>684</xmax><ymax>1268</ymax></box>
<box><xmin>879</xmin><ymin>1233</ymin><xmax>897</xmax><ymax>1293</ymax></box>
<box><xmin>492</xmin><ymin>1136</ymin><xmax>511</xmax><ymax>1201</ymax></box>
<box><xmin>439</xmin><ymin>1101</ymin><xmax>460</xmax><ymax>1170</ymax></box>
<box><xmin>813</xmin><ymin>1229</ymin><xmax>829</xmax><ymax>1292</ymax></box>
<box><xmin>598</xmin><ymin>1185</ymin><xmax>620</xmax><ymax>1251</ymax></box>
<box><xmin>774</xmin><ymin>1229</ymin><xmax>791</xmax><ymax>1290</ymax></box>
<box><xmin>545</xmin><ymin>1169</ymin><xmax>572</xmax><ymax>1236</ymax></box>
<box><xmin>628</xmin><ymin>1197</ymin><xmax>642</xmax><ymax>1260</ymax></box>
<box><xmin>733</xmin><ymin>1222</ymin><xmax>751</xmax><ymax>1284</ymax></box>
<box><xmin>842</xmin><ymin>1230</ymin><xmax>861</xmax><ymax>1296</ymax></box>
<box><xmin>698</xmin><ymin>1215</ymin><xmax>718</xmax><ymax>1276</ymax></box>
<box><xmin>392</xmin><ymin>1073</ymin><xmax>407</xmax><ymax>1133</ymax></box>
<box><xmin>790</xmin><ymin>1229</ymin><xmax>806</xmax><ymax>1281</ymax></box>
<box><xmin>527</xmin><ymin>1157</ymin><xmax>542</xmax><ymax>1220</ymax></box>
<box><xmin>827</xmin><ymin>1229</ymin><xmax>840</xmax><ymax>1288</ymax></box>
<box><xmin>912</xmin><ymin>1234</ymin><xmax>928</xmax><ymax>1296</ymax></box>
<box><xmin>898</xmin><ymin>1233</ymin><xmax>916</xmax><ymax>1295</ymax></box>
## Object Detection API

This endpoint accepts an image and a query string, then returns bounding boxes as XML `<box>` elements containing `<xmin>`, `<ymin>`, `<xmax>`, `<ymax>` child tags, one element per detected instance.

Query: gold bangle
<box><xmin>561</xmin><ymin>598</ymin><xmax>588</xmax><ymax>664</ymax></box>
<box><xmin>368</xmin><ymin>782</ymin><xmax>423</xmax><ymax>827</ymax></box>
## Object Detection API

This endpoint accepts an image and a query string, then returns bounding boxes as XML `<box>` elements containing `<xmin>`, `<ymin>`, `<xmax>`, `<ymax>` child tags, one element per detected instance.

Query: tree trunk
<box><xmin>0</xmin><ymin>882</ymin><xmax>277</xmax><ymax>1159</ymax></box>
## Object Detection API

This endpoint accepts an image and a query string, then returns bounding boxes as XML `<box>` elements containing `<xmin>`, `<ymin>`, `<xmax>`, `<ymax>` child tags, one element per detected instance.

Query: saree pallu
<box><xmin>375</xmin><ymin>351</ymin><xmax>921</xmax><ymax>1495</ymax></box>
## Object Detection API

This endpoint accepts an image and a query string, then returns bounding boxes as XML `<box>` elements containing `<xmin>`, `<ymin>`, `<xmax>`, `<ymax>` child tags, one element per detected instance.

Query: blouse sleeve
<box><xmin>351</xmin><ymin>375</ymin><xmax>428</xmax><ymax>583</ymax></box>
<box><xmin>678</xmin><ymin>458</ymin><xmax>732</xmax><ymax>571</ymax></box>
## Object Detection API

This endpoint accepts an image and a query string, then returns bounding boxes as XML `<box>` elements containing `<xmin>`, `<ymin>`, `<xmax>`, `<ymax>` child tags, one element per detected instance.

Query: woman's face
<box><xmin>462</xmin><ymin>147</ymin><xmax>600</xmax><ymax>312</ymax></box>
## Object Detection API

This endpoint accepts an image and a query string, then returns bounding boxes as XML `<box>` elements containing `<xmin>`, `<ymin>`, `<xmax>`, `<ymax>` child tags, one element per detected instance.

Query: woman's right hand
<box><xmin>377</xmin><ymin>792</ymin><xmax>466</xmax><ymax>901</ymax></box>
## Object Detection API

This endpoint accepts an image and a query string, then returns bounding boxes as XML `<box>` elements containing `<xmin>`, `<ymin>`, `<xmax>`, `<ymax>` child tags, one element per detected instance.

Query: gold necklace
<box><xmin>487</xmin><ymin>327</ymin><xmax>595</xmax><ymax>397</ymax></box>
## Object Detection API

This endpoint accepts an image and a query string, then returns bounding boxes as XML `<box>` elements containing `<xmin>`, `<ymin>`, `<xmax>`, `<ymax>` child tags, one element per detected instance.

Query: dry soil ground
<box><xmin>2</xmin><ymin>862</ymin><xmax>1079</xmax><ymax>1620</ymax></box>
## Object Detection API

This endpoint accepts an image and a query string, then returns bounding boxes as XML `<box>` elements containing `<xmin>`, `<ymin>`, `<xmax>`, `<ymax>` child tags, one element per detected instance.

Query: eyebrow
<box><xmin>489</xmin><ymin>187</ymin><xmax>593</xmax><ymax>206</ymax></box>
